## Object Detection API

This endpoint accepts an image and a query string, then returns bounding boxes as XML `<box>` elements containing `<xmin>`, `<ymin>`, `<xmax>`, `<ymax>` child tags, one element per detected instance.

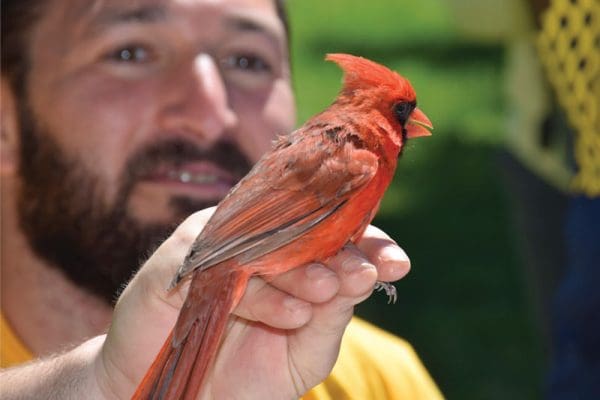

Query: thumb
<box><xmin>96</xmin><ymin>208</ymin><xmax>215</xmax><ymax>397</ymax></box>
<box><xmin>130</xmin><ymin>207</ymin><xmax>216</xmax><ymax>307</ymax></box>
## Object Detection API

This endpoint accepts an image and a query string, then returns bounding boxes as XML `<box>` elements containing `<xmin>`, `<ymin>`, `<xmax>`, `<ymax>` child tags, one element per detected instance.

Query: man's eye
<box><xmin>220</xmin><ymin>54</ymin><xmax>272</xmax><ymax>73</ymax></box>
<box><xmin>106</xmin><ymin>45</ymin><xmax>153</xmax><ymax>63</ymax></box>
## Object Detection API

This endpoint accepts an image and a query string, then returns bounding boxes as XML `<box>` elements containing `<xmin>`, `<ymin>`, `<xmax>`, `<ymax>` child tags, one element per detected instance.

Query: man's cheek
<box><xmin>235</xmin><ymin>113</ymin><xmax>294</xmax><ymax>162</ymax></box>
<box><xmin>264</xmin><ymin>80</ymin><xmax>295</xmax><ymax>127</ymax></box>
<box><xmin>232</xmin><ymin>126</ymin><xmax>272</xmax><ymax>164</ymax></box>
<box><xmin>51</xmin><ymin>109</ymin><xmax>150</xmax><ymax>199</ymax></box>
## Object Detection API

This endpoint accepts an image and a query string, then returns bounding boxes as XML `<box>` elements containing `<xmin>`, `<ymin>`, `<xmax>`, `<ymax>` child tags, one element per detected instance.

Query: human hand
<box><xmin>92</xmin><ymin>208</ymin><xmax>410</xmax><ymax>399</ymax></box>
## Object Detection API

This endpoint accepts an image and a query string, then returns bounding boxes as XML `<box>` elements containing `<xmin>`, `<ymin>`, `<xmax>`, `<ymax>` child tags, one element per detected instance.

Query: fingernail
<box><xmin>342</xmin><ymin>256</ymin><xmax>375</xmax><ymax>274</ymax></box>
<box><xmin>379</xmin><ymin>246</ymin><xmax>411</xmax><ymax>278</ymax></box>
<box><xmin>379</xmin><ymin>245</ymin><xmax>409</xmax><ymax>264</ymax></box>
<box><xmin>306</xmin><ymin>263</ymin><xmax>334</xmax><ymax>280</ymax></box>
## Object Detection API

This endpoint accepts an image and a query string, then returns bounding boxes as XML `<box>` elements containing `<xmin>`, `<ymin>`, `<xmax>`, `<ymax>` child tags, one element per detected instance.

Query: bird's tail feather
<box><xmin>131</xmin><ymin>267</ymin><xmax>250</xmax><ymax>400</ymax></box>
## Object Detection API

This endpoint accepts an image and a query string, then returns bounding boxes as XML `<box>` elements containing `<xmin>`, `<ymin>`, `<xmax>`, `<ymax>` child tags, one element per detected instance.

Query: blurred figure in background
<box><xmin>535</xmin><ymin>0</ymin><xmax>600</xmax><ymax>398</ymax></box>
<box><xmin>449</xmin><ymin>0</ymin><xmax>598</xmax><ymax>397</ymax></box>
<box><xmin>482</xmin><ymin>0</ymin><xmax>599</xmax><ymax>397</ymax></box>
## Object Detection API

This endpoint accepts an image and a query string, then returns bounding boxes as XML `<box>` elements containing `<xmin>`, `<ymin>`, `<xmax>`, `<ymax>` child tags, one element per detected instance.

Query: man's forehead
<box><xmin>46</xmin><ymin>0</ymin><xmax>282</xmax><ymax>36</ymax></box>
<box><xmin>64</xmin><ymin>0</ymin><xmax>278</xmax><ymax>18</ymax></box>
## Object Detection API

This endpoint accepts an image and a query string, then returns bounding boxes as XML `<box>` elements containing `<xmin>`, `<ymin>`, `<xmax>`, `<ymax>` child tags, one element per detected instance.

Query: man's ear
<box><xmin>1</xmin><ymin>77</ymin><xmax>20</xmax><ymax>175</ymax></box>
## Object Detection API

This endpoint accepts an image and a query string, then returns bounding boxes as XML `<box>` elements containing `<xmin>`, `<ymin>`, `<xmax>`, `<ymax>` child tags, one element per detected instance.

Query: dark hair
<box><xmin>1</xmin><ymin>0</ymin><xmax>45</xmax><ymax>95</ymax></box>
<box><xmin>1</xmin><ymin>0</ymin><xmax>289</xmax><ymax>93</ymax></box>
<box><xmin>274</xmin><ymin>0</ymin><xmax>290</xmax><ymax>44</ymax></box>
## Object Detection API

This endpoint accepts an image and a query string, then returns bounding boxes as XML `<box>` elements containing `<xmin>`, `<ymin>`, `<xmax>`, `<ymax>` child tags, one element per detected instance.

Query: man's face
<box><xmin>16</xmin><ymin>0</ymin><xmax>295</xmax><ymax>303</ymax></box>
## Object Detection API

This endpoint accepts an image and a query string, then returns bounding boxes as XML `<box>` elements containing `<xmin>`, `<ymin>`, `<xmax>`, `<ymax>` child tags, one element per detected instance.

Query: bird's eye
<box><xmin>393</xmin><ymin>101</ymin><xmax>416</xmax><ymax>126</ymax></box>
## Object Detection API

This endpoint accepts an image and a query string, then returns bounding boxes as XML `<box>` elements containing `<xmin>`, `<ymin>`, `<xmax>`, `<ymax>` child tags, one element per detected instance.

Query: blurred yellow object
<box><xmin>537</xmin><ymin>0</ymin><xmax>600</xmax><ymax>196</ymax></box>
<box><xmin>0</xmin><ymin>313</ymin><xmax>32</xmax><ymax>368</ymax></box>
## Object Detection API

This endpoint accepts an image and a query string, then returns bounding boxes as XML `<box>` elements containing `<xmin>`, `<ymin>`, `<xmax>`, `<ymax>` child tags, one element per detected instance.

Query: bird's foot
<box><xmin>374</xmin><ymin>281</ymin><xmax>397</xmax><ymax>304</ymax></box>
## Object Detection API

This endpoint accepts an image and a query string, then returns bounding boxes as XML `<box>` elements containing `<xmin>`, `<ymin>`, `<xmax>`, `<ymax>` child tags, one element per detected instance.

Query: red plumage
<box><xmin>132</xmin><ymin>53</ymin><xmax>432</xmax><ymax>399</ymax></box>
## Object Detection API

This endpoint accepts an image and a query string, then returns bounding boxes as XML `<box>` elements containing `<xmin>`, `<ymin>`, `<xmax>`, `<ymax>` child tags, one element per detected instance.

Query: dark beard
<box><xmin>16</xmin><ymin>99</ymin><xmax>252</xmax><ymax>305</ymax></box>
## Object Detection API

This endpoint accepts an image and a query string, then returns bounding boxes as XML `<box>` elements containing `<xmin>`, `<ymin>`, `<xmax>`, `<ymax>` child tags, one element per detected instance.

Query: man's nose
<box><xmin>160</xmin><ymin>54</ymin><xmax>237</xmax><ymax>143</ymax></box>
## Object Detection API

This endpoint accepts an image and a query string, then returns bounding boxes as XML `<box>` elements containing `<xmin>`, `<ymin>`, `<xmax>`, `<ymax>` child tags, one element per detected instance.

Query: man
<box><xmin>0</xmin><ymin>0</ymin><xmax>443</xmax><ymax>398</ymax></box>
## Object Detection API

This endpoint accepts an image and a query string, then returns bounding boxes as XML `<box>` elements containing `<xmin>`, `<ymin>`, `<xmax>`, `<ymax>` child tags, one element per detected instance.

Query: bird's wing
<box><xmin>170</xmin><ymin>127</ymin><xmax>378</xmax><ymax>287</ymax></box>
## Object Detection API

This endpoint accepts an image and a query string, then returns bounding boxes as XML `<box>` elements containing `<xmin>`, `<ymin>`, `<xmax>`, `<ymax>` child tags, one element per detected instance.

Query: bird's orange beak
<box><xmin>406</xmin><ymin>107</ymin><xmax>433</xmax><ymax>139</ymax></box>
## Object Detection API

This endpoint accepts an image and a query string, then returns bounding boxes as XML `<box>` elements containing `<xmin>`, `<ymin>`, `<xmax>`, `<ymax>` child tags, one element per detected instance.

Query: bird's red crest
<box><xmin>326</xmin><ymin>53</ymin><xmax>415</xmax><ymax>99</ymax></box>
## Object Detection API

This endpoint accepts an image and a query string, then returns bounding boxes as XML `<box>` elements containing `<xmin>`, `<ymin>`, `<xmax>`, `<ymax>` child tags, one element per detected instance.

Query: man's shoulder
<box><xmin>304</xmin><ymin>317</ymin><xmax>444</xmax><ymax>400</ymax></box>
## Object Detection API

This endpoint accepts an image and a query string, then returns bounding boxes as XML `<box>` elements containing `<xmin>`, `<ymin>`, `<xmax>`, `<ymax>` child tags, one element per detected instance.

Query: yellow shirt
<box><xmin>0</xmin><ymin>313</ymin><xmax>32</xmax><ymax>367</ymax></box>
<box><xmin>1</xmin><ymin>313</ymin><xmax>443</xmax><ymax>399</ymax></box>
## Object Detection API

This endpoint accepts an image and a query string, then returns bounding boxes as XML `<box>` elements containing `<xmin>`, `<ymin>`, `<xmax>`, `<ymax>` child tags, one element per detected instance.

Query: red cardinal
<box><xmin>132</xmin><ymin>53</ymin><xmax>432</xmax><ymax>399</ymax></box>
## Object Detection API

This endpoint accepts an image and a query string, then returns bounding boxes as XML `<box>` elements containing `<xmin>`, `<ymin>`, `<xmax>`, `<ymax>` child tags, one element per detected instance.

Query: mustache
<box><xmin>124</xmin><ymin>138</ymin><xmax>254</xmax><ymax>184</ymax></box>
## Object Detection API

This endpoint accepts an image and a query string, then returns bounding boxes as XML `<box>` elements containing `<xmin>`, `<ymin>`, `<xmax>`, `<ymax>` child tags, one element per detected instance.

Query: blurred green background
<box><xmin>287</xmin><ymin>0</ymin><xmax>545</xmax><ymax>398</ymax></box>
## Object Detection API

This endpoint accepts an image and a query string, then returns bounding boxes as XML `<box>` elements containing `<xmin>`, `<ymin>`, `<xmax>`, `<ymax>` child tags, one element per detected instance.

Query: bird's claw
<box><xmin>374</xmin><ymin>281</ymin><xmax>397</xmax><ymax>304</ymax></box>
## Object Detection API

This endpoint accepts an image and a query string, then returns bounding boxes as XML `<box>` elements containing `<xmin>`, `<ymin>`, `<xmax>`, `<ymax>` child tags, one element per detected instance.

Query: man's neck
<box><xmin>1</xmin><ymin>183</ymin><xmax>112</xmax><ymax>357</ymax></box>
